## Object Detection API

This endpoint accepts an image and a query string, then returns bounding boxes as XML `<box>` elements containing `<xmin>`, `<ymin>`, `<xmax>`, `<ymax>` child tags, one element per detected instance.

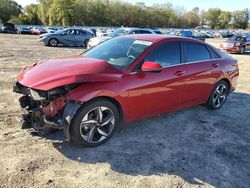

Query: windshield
<box><xmin>84</xmin><ymin>37</ymin><xmax>153</xmax><ymax>69</ymax></box>
<box><xmin>55</xmin><ymin>29</ymin><xmax>67</xmax><ymax>34</ymax></box>
<box><xmin>228</xmin><ymin>35</ymin><xmax>244</xmax><ymax>41</ymax></box>
<box><xmin>107</xmin><ymin>29</ymin><xmax>128</xmax><ymax>37</ymax></box>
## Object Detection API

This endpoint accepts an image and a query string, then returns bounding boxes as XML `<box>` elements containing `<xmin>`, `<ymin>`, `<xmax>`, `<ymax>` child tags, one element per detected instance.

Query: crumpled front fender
<box><xmin>62</xmin><ymin>102</ymin><xmax>81</xmax><ymax>141</ymax></box>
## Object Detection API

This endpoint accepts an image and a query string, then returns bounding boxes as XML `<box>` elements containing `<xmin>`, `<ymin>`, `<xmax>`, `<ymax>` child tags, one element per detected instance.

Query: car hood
<box><xmin>17</xmin><ymin>56</ymin><xmax>123</xmax><ymax>90</ymax></box>
<box><xmin>90</xmin><ymin>36</ymin><xmax>112</xmax><ymax>43</ymax></box>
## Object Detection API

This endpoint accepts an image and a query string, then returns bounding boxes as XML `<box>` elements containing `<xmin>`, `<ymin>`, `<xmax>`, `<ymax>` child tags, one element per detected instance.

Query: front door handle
<box><xmin>175</xmin><ymin>70</ymin><xmax>186</xmax><ymax>76</ymax></box>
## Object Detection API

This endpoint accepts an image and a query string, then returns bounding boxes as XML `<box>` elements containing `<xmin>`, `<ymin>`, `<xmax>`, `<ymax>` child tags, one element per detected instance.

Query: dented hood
<box><xmin>17</xmin><ymin>56</ymin><xmax>123</xmax><ymax>90</ymax></box>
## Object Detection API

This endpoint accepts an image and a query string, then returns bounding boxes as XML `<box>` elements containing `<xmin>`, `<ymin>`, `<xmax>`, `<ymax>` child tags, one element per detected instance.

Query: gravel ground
<box><xmin>0</xmin><ymin>34</ymin><xmax>249</xmax><ymax>188</ymax></box>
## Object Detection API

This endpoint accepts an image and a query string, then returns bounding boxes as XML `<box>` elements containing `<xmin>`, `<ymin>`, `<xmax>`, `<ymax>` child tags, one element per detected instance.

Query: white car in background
<box><xmin>87</xmin><ymin>27</ymin><xmax>162</xmax><ymax>49</ymax></box>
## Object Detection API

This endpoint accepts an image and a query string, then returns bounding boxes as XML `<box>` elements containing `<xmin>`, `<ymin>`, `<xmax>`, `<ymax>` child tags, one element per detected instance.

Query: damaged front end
<box><xmin>13</xmin><ymin>82</ymin><xmax>81</xmax><ymax>142</ymax></box>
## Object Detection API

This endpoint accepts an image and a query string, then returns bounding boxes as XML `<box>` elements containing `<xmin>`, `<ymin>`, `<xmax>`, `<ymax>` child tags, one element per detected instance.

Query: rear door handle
<box><xmin>212</xmin><ymin>63</ymin><xmax>219</xmax><ymax>67</ymax></box>
<box><xmin>175</xmin><ymin>70</ymin><xmax>186</xmax><ymax>76</ymax></box>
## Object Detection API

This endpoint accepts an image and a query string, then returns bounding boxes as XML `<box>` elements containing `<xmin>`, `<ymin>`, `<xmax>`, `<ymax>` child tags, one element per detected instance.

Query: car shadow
<box><xmin>53</xmin><ymin>92</ymin><xmax>250</xmax><ymax>187</ymax></box>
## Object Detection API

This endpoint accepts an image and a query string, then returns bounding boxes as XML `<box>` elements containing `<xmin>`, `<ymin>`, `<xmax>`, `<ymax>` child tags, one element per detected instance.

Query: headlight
<box><xmin>235</xmin><ymin>42</ymin><xmax>241</xmax><ymax>46</ymax></box>
<box><xmin>29</xmin><ymin>89</ymin><xmax>46</xmax><ymax>101</ymax></box>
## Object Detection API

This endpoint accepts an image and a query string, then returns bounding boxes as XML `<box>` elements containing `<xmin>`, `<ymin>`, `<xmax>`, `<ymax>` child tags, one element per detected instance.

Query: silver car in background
<box><xmin>39</xmin><ymin>28</ymin><xmax>93</xmax><ymax>47</ymax></box>
<box><xmin>87</xmin><ymin>27</ymin><xmax>161</xmax><ymax>49</ymax></box>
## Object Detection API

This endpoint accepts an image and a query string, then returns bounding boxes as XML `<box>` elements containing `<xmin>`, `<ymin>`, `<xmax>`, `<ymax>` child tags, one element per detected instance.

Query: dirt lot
<box><xmin>0</xmin><ymin>34</ymin><xmax>249</xmax><ymax>188</ymax></box>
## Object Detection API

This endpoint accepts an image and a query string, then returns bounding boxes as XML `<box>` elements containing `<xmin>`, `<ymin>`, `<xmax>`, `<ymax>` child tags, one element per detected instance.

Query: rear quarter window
<box><xmin>184</xmin><ymin>42</ymin><xmax>211</xmax><ymax>62</ymax></box>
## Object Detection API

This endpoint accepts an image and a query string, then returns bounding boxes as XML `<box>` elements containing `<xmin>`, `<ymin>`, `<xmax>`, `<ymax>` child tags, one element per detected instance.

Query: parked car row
<box><xmin>87</xmin><ymin>27</ymin><xmax>162</xmax><ymax>49</ymax></box>
<box><xmin>166</xmin><ymin>29</ymin><xmax>250</xmax><ymax>39</ymax></box>
<box><xmin>1</xmin><ymin>23</ymin><xmax>250</xmax><ymax>51</ymax></box>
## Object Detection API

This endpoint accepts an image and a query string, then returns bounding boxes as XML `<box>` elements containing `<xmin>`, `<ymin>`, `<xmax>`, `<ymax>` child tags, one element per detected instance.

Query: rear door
<box><xmin>68</xmin><ymin>29</ymin><xmax>81</xmax><ymax>45</ymax></box>
<box><xmin>127</xmin><ymin>41</ymin><xmax>189</xmax><ymax>121</ymax></box>
<box><xmin>182</xmin><ymin>42</ymin><xmax>222</xmax><ymax>105</ymax></box>
<box><xmin>75</xmin><ymin>30</ymin><xmax>89</xmax><ymax>45</ymax></box>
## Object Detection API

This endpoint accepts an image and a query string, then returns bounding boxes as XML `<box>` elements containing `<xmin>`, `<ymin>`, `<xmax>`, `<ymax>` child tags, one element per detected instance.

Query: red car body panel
<box><xmin>17</xmin><ymin>57</ymin><xmax>123</xmax><ymax>90</ymax></box>
<box><xmin>16</xmin><ymin>35</ymin><xmax>239</xmax><ymax>124</ymax></box>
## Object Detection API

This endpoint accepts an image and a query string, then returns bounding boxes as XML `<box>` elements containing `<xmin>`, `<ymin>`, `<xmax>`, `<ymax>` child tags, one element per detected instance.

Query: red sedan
<box><xmin>220</xmin><ymin>35</ymin><xmax>250</xmax><ymax>54</ymax></box>
<box><xmin>14</xmin><ymin>35</ymin><xmax>239</xmax><ymax>147</ymax></box>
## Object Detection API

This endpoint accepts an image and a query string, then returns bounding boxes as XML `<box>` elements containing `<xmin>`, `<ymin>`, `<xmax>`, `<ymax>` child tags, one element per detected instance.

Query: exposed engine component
<box><xmin>14</xmin><ymin>82</ymin><xmax>80</xmax><ymax>136</ymax></box>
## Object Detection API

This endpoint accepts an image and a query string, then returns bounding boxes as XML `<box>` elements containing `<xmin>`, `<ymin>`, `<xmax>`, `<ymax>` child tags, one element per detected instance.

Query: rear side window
<box><xmin>145</xmin><ymin>42</ymin><xmax>181</xmax><ymax>67</ymax></box>
<box><xmin>207</xmin><ymin>46</ymin><xmax>221</xmax><ymax>59</ymax></box>
<box><xmin>154</xmin><ymin>31</ymin><xmax>162</xmax><ymax>34</ymax></box>
<box><xmin>138</xmin><ymin>30</ymin><xmax>152</xmax><ymax>34</ymax></box>
<box><xmin>130</xmin><ymin>30</ymin><xmax>152</xmax><ymax>34</ymax></box>
<box><xmin>184</xmin><ymin>42</ymin><xmax>211</xmax><ymax>62</ymax></box>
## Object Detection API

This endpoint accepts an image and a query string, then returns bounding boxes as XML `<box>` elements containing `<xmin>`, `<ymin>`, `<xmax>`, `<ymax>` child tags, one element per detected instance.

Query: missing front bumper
<box><xmin>14</xmin><ymin>82</ymin><xmax>82</xmax><ymax>142</ymax></box>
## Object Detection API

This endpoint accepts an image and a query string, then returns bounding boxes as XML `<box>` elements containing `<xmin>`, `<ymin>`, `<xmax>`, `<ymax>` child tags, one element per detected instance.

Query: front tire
<box><xmin>70</xmin><ymin>99</ymin><xmax>119</xmax><ymax>147</ymax></box>
<box><xmin>48</xmin><ymin>38</ymin><xmax>58</xmax><ymax>47</ymax></box>
<box><xmin>239</xmin><ymin>46</ymin><xmax>245</xmax><ymax>54</ymax></box>
<box><xmin>83</xmin><ymin>39</ymin><xmax>90</xmax><ymax>47</ymax></box>
<box><xmin>207</xmin><ymin>80</ymin><xmax>229</xmax><ymax>110</ymax></box>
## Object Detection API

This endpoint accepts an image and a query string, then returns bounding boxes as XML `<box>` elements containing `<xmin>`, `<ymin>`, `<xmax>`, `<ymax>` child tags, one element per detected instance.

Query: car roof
<box><xmin>120</xmin><ymin>27</ymin><xmax>155</xmax><ymax>32</ymax></box>
<box><xmin>119</xmin><ymin>34</ymin><xmax>202</xmax><ymax>43</ymax></box>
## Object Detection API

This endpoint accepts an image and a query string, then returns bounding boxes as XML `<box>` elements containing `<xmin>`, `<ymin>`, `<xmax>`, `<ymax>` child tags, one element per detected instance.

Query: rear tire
<box><xmin>207</xmin><ymin>80</ymin><xmax>229</xmax><ymax>110</ymax></box>
<box><xmin>70</xmin><ymin>99</ymin><xmax>119</xmax><ymax>147</ymax></box>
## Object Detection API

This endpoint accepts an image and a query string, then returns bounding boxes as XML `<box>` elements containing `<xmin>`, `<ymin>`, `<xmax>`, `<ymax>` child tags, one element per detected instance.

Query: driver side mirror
<box><xmin>141</xmin><ymin>61</ymin><xmax>162</xmax><ymax>72</ymax></box>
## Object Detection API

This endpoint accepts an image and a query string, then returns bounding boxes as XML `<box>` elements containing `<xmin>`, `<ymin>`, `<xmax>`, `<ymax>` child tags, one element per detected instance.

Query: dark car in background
<box><xmin>220</xmin><ymin>35</ymin><xmax>250</xmax><ymax>54</ymax></box>
<box><xmin>177</xmin><ymin>30</ymin><xmax>205</xmax><ymax>41</ymax></box>
<box><xmin>39</xmin><ymin>28</ymin><xmax>93</xmax><ymax>47</ymax></box>
<box><xmin>1</xmin><ymin>23</ymin><xmax>18</xmax><ymax>34</ymax></box>
<box><xmin>18</xmin><ymin>27</ymin><xmax>32</xmax><ymax>35</ymax></box>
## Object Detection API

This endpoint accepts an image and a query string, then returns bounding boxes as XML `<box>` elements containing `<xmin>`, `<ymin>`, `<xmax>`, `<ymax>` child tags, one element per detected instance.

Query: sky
<box><xmin>15</xmin><ymin>0</ymin><xmax>249</xmax><ymax>11</ymax></box>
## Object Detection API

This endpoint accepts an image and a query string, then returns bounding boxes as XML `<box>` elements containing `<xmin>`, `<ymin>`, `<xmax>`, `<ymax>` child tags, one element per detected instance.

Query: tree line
<box><xmin>0</xmin><ymin>0</ymin><xmax>249</xmax><ymax>29</ymax></box>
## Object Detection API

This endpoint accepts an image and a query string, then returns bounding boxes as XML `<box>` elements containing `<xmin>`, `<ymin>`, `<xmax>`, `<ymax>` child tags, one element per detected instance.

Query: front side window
<box><xmin>107</xmin><ymin>29</ymin><xmax>127</xmax><ymax>37</ymax></box>
<box><xmin>184</xmin><ymin>42</ymin><xmax>211</xmax><ymax>62</ymax></box>
<box><xmin>84</xmin><ymin>37</ymin><xmax>153</xmax><ymax>69</ymax></box>
<box><xmin>144</xmin><ymin>42</ymin><xmax>181</xmax><ymax>67</ymax></box>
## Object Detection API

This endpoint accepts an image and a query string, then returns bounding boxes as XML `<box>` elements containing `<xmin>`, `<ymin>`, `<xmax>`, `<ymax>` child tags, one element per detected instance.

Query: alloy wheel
<box><xmin>49</xmin><ymin>39</ymin><xmax>58</xmax><ymax>47</ymax></box>
<box><xmin>212</xmin><ymin>84</ymin><xmax>227</xmax><ymax>108</ymax></box>
<box><xmin>80</xmin><ymin>106</ymin><xmax>115</xmax><ymax>144</ymax></box>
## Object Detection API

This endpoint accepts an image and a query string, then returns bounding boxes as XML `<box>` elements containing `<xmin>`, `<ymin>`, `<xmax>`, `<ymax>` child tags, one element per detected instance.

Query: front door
<box><xmin>126</xmin><ymin>41</ymin><xmax>189</xmax><ymax>121</ymax></box>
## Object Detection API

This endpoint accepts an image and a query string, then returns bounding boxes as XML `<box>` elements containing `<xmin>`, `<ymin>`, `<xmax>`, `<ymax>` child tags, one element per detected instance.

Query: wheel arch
<box><xmin>49</xmin><ymin>38</ymin><xmax>59</xmax><ymax>45</ymax></box>
<box><xmin>219</xmin><ymin>78</ymin><xmax>231</xmax><ymax>91</ymax></box>
<box><xmin>63</xmin><ymin>95</ymin><xmax>126</xmax><ymax>141</ymax></box>
<box><xmin>83</xmin><ymin>96</ymin><xmax>125</xmax><ymax>126</ymax></box>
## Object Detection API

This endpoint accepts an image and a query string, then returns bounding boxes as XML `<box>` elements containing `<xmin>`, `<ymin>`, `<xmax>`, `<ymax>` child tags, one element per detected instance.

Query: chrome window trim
<box><xmin>129</xmin><ymin>58</ymin><xmax>223</xmax><ymax>75</ymax></box>
<box><xmin>129</xmin><ymin>40</ymin><xmax>223</xmax><ymax>75</ymax></box>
